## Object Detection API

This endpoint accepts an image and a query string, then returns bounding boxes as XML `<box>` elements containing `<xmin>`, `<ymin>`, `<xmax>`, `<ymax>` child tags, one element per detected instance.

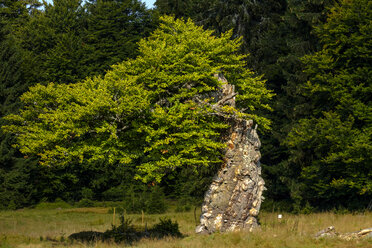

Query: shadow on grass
<box><xmin>68</xmin><ymin>216</ymin><xmax>183</xmax><ymax>245</ymax></box>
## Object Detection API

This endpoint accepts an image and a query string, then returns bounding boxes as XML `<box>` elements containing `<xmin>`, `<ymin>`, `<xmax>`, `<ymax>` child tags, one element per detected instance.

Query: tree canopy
<box><xmin>0</xmin><ymin>0</ymin><xmax>158</xmax><ymax>208</ymax></box>
<box><xmin>3</xmin><ymin>16</ymin><xmax>272</xmax><ymax>183</ymax></box>
<box><xmin>285</xmin><ymin>0</ymin><xmax>372</xmax><ymax>208</ymax></box>
<box><xmin>1</xmin><ymin>0</ymin><xmax>370</xmax><ymax>212</ymax></box>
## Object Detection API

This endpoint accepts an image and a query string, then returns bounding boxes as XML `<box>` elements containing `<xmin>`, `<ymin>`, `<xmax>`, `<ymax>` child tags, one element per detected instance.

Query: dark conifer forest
<box><xmin>0</xmin><ymin>0</ymin><xmax>371</xmax><ymax>212</ymax></box>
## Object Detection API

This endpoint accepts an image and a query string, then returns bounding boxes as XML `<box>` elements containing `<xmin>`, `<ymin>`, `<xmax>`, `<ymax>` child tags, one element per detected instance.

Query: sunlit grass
<box><xmin>0</xmin><ymin>207</ymin><xmax>371</xmax><ymax>248</ymax></box>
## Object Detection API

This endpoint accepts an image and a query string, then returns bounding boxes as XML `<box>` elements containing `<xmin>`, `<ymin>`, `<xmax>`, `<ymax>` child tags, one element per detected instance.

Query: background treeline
<box><xmin>0</xmin><ymin>0</ymin><xmax>370</xmax><ymax>212</ymax></box>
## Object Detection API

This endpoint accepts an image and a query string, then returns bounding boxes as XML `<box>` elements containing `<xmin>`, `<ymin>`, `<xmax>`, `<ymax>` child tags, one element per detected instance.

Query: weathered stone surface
<box><xmin>315</xmin><ymin>226</ymin><xmax>372</xmax><ymax>240</ymax></box>
<box><xmin>196</xmin><ymin>120</ymin><xmax>265</xmax><ymax>233</ymax></box>
<box><xmin>195</xmin><ymin>74</ymin><xmax>265</xmax><ymax>234</ymax></box>
<box><xmin>196</xmin><ymin>115</ymin><xmax>265</xmax><ymax>234</ymax></box>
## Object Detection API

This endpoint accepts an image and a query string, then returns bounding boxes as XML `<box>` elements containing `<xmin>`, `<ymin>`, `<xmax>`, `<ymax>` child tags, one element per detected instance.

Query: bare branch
<box><xmin>216</xmin><ymin>92</ymin><xmax>238</xmax><ymax>106</ymax></box>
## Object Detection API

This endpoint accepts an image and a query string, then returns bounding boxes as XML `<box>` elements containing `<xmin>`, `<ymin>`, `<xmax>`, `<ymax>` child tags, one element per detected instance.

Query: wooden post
<box><xmin>194</xmin><ymin>206</ymin><xmax>198</xmax><ymax>226</ymax></box>
<box><xmin>113</xmin><ymin>207</ymin><xmax>116</xmax><ymax>226</ymax></box>
<box><xmin>141</xmin><ymin>210</ymin><xmax>144</xmax><ymax>226</ymax></box>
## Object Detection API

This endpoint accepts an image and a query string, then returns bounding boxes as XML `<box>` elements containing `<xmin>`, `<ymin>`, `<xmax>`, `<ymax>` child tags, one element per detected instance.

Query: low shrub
<box><xmin>75</xmin><ymin>198</ymin><xmax>95</xmax><ymax>208</ymax></box>
<box><xmin>68</xmin><ymin>215</ymin><xmax>182</xmax><ymax>245</ymax></box>
<box><xmin>145</xmin><ymin>186</ymin><xmax>167</xmax><ymax>214</ymax></box>
<box><xmin>103</xmin><ymin>215</ymin><xmax>141</xmax><ymax>244</ymax></box>
<box><xmin>260</xmin><ymin>199</ymin><xmax>294</xmax><ymax>212</ymax></box>
<box><xmin>35</xmin><ymin>198</ymin><xmax>72</xmax><ymax>209</ymax></box>
<box><xmin>68</xmin><ymin>231</ymin><xmax>104</xmax><ymax>243</ymax></box>
<box><xmin>175</xmin><ymin>197</ymin><xmax>193</xmax><ymax>212</ymax></box>
<box><xmin>81</xmin><ymin>188</ymin><xmax>94</xmax><ymax>200</ymax></box>
<box><xmin>148</xmin><ymin>218</ymin><xmax>182</xmax><ymax>238</ymax></box>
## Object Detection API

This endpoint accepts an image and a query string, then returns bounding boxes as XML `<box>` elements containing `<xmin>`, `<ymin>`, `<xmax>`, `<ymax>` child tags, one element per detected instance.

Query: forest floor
<box><xmin>0</xmin><ymin>206</ymin><xmax>371</xmax><ymax>248</ymax></box>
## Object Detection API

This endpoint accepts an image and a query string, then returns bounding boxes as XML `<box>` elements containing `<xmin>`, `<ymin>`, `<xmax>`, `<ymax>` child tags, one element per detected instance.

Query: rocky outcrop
<box><xmin>195</xmin><ymin>76</ymin><xmax>265</xmax><ymax>234</ymax></box>
<box><xmin>315</xmin><ymin>226</ymin><xmax>372</xmax><ymax>240</ymax></box>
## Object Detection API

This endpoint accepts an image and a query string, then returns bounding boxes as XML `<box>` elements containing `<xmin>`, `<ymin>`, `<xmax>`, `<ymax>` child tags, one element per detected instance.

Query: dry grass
<box><xmin>0</xmin><ymin>207</ymin><xmax>371</xmax><ymax>248</ymax></box>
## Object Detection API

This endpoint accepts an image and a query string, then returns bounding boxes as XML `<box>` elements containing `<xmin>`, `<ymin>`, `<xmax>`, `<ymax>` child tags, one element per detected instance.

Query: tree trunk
<box><xmin>196</xmin><ymin>78</ymin><xmax>265</xmax><ymax>234</ymax></box>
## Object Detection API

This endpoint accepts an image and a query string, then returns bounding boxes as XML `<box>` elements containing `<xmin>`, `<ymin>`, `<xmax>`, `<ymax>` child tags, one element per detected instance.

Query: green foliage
<box><xmin>0</xmin><ymin>0</ymin><xmax>42</xmax><ymax>210</ymax></box>
<box><xmin>155</xmin><ymin>0</ymin><xmax>286</xmax><ymax>55</ymax></box>
<box><xmin>4</xmin><ymin>75</ymin><xmax>151</xmax><ymax>169</ymax></box>
<box><xmin>255</xmin><ymin>0</ymin><xmax>338</xmax><ymax>209</ymax></box>
<box><xmin>148</xmin><ymin>217</ymin><xmax>182</xmax><ymax>238</ymax></box>
<box><xmin>103</xmin><ymin>215</ymin><xmax>140</xmax><ymax>244</ymax></box>
<box><xmin>145</xmin><ymin>186</ymin><xmax>167</xmax><ymax>214</ymax></box>
<box><xmin>286</xmin><ymin>0</ymin><xmax>372</xmax><ymax>209</ymax></box>
<box><xmin>81</xmin><ymin>187</ymin><xmax>94</xmax><ymax>200</ymax></box>
<box><xmin>76</xmin><ymin>198</ymin><xmax>95</xmax><ymax>207</ymax></box>
<box><xmin>4</xmin><ymin>0</ymin><xmax>368</xmax><ymax>213</ymax></box>
<box><xmin>83</xmin><ymin>0</ymin><xmax>156</xmax><ymax>76</ymax></box>
<box><xmin>0</xmin><ymin>0</ymin><xmax>155</xmax><ymax>209</ymax></box>
<box><xmin>157</xmin><ymin>0</ymin><xmax>371</xmax><ymax>212</ymax></box>
<box><xmin>35</xmin><ymin>198</ymin><xmax>72</xmax><ymax>209</ymax></box>
<box><xmin>106</xmin><ymin>185</ymin><xmax>166</xmax><ymax>214</ymax></box>
<box><xmin>16</xmin><ymin>0</ymin><xmax>89</xmax><ymax>84</ymax></box>
<box><xmin>68</xmin><ymin>215</ymin><xmax>182</xmax><ymax>244</ymax></box>
<box><xmin>3</xmin><ymin>15</ymin><xmax>272</xmax><ymax>184</ymax></box>
<box><xmin>175</xmin><ymin>197</ymin><xmax>193</xmax><ymax>212</ymax></box>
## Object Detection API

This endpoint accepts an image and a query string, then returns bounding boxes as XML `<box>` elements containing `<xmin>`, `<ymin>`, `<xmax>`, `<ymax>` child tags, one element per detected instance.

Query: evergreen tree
<box><xmin>18</xmin><ymin>0</ymin><xmax>89</xmax><ymax>84</ymax></box>
<box><xmin>258</xmin><ymin>0</ymin><xmax>338</xmax><ymax>210</ymax></box>
<box><xmin>285</xmin><ymin>0</ymin><xmax>371</xmax><ymax>210</ymax></box>
<box><xmin>155</xmin><ymin>0</ymin><xmax>286</xmax><ymax>55</ymax></box>
<box><xmin>0</xmin><ymin>0</ymin><xmax>158</xmax><ymax>208</ymax></box>
<box><xmin>83</xmin><ymin>0</ymin><xmax>157</xmax><ymax>76</ymax></box>
<box><xmin>0</xmin><ymin>0</ymin><xmax>41</xmax><ymax>209</ymax></box>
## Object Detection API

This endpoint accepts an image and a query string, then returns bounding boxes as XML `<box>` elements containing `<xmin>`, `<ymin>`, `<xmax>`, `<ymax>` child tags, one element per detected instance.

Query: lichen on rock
<box><xmin>196</xmin><ymin>115</ymin><xmax>265</xmax><ymax>234</ymax></box>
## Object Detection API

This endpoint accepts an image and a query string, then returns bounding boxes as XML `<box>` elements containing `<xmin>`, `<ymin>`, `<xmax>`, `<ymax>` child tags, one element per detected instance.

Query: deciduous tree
<box><xmin>3</xmin><ymin>16</ymin><xmax>272</xmax><ymax>183</ymax></box>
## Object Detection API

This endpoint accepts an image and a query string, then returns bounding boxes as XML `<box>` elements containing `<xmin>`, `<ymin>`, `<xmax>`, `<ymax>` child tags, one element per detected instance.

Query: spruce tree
<box><xmin>0</xmin><ymin>0</ymin><xmax>41</xmax><ymax>209</ymax></box>
<box><xmin>285</xmin><ymin>0</ymin><xmax>372</xmax><ymax>210</ymax></box>
<box><xmin>83</xmin><ymin>0</ymin><xmax>156</xmax><ymax>76</ymax></box>
<box><xmin>17</xmin><ymin>0</ymin><xmax>89</xmax><ymax>84</ymax></box>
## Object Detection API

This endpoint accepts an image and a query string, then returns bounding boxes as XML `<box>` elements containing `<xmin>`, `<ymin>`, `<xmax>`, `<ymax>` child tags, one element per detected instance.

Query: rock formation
<box><xmin>195</xmin><ymin>75</ymin><xmax>265</xmax><ymax>234</ymax></box>
<box><xmin>315</xmin><ymin>226</ymin><xmax>372</xmax><ymax>240</ymax></box>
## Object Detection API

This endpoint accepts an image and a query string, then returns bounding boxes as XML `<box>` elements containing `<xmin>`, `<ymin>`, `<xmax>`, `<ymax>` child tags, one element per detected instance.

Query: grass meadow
<box><xmin>0</xmin><ymin>206</ymin><xmax>371</xmax><ymax>248</ymax></box>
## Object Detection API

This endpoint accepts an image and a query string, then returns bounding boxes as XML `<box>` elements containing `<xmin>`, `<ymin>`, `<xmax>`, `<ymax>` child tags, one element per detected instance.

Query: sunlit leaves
<box><xmin>3</xmin><ymin>16</ymin><xmax>272</xmax><ymax>182</ymax></box>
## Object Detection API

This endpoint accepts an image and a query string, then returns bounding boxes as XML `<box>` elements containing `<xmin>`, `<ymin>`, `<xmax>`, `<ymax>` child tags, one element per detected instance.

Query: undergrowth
<box><xmin>68</xmin><ymin>214</ymin><xmax>182</xmax><ymax>245</ymax></box>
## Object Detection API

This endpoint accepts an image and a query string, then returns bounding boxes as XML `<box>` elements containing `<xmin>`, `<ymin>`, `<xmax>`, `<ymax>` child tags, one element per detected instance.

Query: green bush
<box><xmin>76</xmin><ymin>198</ymin><xmax>95</xmax><ymax>208</ymax></box>
<box><xmin>103</xmin><ymin>215</ymin><xmax>141</xmax><ymax>244</ymax></box>
<box><xmin>145</xmin><ymin>186</ymin><xmax>166</xmax><ymax>214</ymax></box>
<box><xmin>175</xmin><ymin>197</ymin><xmax>193</xmax><ymax>212</ymax></box>
<box><xmin>148</xmin><ymin>218</ymin><xmax>182</xmax><ymax>238</ymax></box>
<box><xmin>68</xmin><ymin>216</ymin><xmax>182</xmax><ymax>244</ymax></box>
<box><xmin>260</xmin><ymin>199</ymin><xmax>294</xmax><ymax>212</ymax></box>
<box><xmin>113</xmin><ymin>186</ymin><xmax>167</xmax><ymax>214</ymax></box>
<box><xmin>35</xmin><ymin>198</ymin><xmax>72</xmax><ymax>209</ymax></box>
<box><xmin>81</xmin><ymin>188</ymin><xmax>94</xmax><ymax>200</ymax></box>
<box><xmin>102</xmin><ymin>186</ymin><xmax>126</xmax><ymax>201</ymax></box>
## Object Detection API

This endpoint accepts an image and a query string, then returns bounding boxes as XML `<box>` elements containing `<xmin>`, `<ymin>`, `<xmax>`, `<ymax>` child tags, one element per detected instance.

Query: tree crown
<box><xmin>3</xmin><ymin>16</ymin><xmax>272</xmax><ymax>182</ymax></box>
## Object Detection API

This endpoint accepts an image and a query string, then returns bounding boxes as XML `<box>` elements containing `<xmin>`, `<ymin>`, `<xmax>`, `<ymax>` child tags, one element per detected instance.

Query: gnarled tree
<box><xmin>3</xmin><ymin>16</ymin><xmax>272</xmax><ymax>232</ymax></box>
